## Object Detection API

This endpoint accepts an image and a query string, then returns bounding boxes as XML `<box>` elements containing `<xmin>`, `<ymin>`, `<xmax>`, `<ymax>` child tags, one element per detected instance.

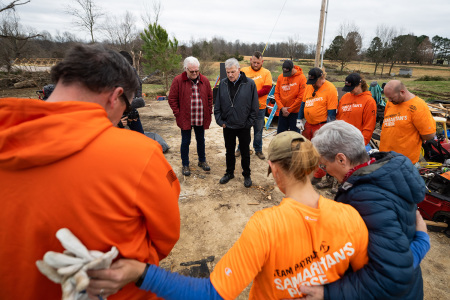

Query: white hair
<box><xmin>183</xmin><ymin>56</ymin><xmax>200</xmax><ymax>69</ymax></box>
<box><xmin>225</xmin><ymin>58</ymin><xmax>240</xmax><ymax>69</ymax></box>
<box><xmin>311</xmin><ymin>120</ymin><xmax>368</xmax><ymax>164</ymax></box>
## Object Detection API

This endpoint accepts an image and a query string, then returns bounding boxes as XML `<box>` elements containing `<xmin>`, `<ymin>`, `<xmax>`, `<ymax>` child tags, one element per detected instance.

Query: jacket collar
<box><xmin>182</xmin><ymin>71</ymin><xmax>203</xmax><ymax>84</ymax></box>
<box><xmin>225</xmin><ymin>71</ymin><xmax>248</xmax><ymax>84</ymax></box>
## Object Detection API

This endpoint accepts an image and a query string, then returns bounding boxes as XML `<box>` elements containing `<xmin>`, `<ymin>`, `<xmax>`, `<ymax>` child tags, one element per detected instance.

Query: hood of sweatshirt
<box><xmin>0</xmin><ymin>98</ymin><xmax>112</xmax><ymax>170</ymax></box>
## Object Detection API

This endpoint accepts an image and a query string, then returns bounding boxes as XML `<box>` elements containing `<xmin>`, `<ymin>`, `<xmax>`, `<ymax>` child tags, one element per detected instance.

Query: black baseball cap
<box><xmin>342</xmin><ymin>73</ymin><xmax>362</xmax><ymax>92</ymax></box>
<box><xmin>282</xmin><ymin>60</ymin><xmax>294</xmax><ymax>77</ymax></box>
<box><xmin>307</xmin><ymin>68</ymin><xmax>323</xmax><ymax>84</ymax></box>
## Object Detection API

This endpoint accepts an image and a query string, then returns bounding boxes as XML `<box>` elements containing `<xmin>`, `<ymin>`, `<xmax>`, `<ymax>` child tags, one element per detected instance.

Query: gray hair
<box><xmin>183</xmin><ymin>56</ymin><xmax>200</xmax><ymax>69</ymax></box>
<box><xmin>225</xmin><ymin>58</ymin><xmax>240</xmax><ymax>69</ymax></box>
<box><xmin>311</xmin><ymin>120</ymin><xmax>368</xmax><ymax>165</ymax></box>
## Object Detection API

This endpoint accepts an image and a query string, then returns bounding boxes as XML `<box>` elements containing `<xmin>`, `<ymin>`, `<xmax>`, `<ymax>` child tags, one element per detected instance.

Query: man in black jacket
<box><xmin>214</xmin><ymin>58</ymin><xmax>259</xmax><ymax>187</ymax></box>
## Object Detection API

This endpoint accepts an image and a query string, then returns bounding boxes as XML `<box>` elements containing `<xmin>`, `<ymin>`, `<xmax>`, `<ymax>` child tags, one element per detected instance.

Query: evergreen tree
<box><xmin>141</xmin><ymin>22</ymin><xmax>181</xmax><ymax>91</ymax></box>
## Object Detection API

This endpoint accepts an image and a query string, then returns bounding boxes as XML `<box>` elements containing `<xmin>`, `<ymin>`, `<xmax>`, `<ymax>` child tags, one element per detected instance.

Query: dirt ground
<box><xmin>1</xmin><ymin>88</ymin><xmax>449</xmax><ymax>299</ymax></box>
<box><xmin>139</xmin><ymin>100</ymin><xmax>450</xmax><ymax>299</ymax></box>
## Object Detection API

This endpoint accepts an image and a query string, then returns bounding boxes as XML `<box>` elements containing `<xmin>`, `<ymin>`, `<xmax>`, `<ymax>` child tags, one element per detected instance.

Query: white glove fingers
<box><xmin>61</xmin><ymin>278</ymin><xmax>77</xmax><ymax>300</ymax></box>
<box><xmin>36</xmin><ymin>260</ymin><xmax>63</xmax><ymax>283</ymax></box>
<box><xmin>57</xmin><ymin>263</ymin><xmax>84</xmax><ymax>276</ymax></box>
<box><xmin>56</xmin><ymin>228</ymin><xmax>93</xmax><ymax>260</ymax></box>
<box><xmin>85</xmin><ymin>247</ymin><xmax>118</xmax><ymax>270</ymax></box>
<box><xmin>72</xmin><ymin>269</ymin><xmax>90</xmax><ymax>292</ymax></box>
<box><xmin>44</xmin><ymin>251</ymin><xmax>87</xmax><ymax>268</ymax></box>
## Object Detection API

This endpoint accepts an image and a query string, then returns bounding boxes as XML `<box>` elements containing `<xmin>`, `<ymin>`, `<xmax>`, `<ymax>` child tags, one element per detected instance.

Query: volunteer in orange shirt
<box><xmin>237</xmin><ymin>51</ymin><xmax>273</xmax><ymax>159</ymax></box>
<box><xmin>337</xmin><ymin>73</ymin><xmax>377</xmax><ymax>146</ymax></box>
<box><xmin>274</xmin><ymin>60</ymin><xmax>307</xmax><ymax>134</ymax></box>
<box><xmin>297</xmin><ymin>67</ymin><xmax>338</xmax><ymax>187</ymax></box>
<box><xmin>0</xmin><ymin>44</ymin><xmax>180</xmax><ymax>300</ymax></box>
<box><xmin>86</xmin><ymin>131</ymin><xmax>369</xmax><ymax>300</ymax></box>
<box><xmin>380</xmin><ymin>80</ymin><xmax>436</xmax><ymax>165</ymax></box>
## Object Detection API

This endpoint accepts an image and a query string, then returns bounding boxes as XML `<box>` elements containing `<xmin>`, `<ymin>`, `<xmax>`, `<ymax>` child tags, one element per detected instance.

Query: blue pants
<box><xmin>128</xmin><ymin>118</ymin><xmax>144</xmax><ymax>134</ymax></box>
<box><xmin>277</xmin><ymin>113</ymin><xmax>300</xmax><ymax>134</ymax></box>
<box><xmin>181</xmin><ymin>126</ymin><xmax>206</xmax><ymax>167</ymax></box>
<box><xmin>237</xmin><ymin>109</ymin><xmax>265</xmax><ymax>153</ymax></box>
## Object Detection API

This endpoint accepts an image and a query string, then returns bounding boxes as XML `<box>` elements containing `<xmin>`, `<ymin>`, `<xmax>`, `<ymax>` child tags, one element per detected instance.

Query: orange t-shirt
<box><xmin>274</xmin><ymin>65</ymin><xmax>307</xmax><ymax>113</ymax></box>
<box><xmin>241</xmin><ymin>66</ymin><xmax>273</xmax><ymax>109</ymax></box>
<box><xmin>380</xmin><ymin>96</ymin><xmax>436</xmax><ymax>164</ymax></box>
<box><xmin>210</xmin><ymin>196</ymin><xmax>369</xmax><ymax>300</ymax></box>
<box><xmin>303</xmin><ymin>80</ymin><xmax>338</xmax><ymax>125</ymax></box>
<box><xmin>337</xmin><ymin>91</ymin><xmax>377</xmax><ymax>145</ymax></box>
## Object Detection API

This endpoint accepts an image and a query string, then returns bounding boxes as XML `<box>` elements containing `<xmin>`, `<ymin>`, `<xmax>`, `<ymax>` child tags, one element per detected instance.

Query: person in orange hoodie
<box><xmin>0</xmin><ymin>44</ymin><xmax>180</xmax><ymax>300</ymax></box>
<box><xmin>297</xmin><ymin>67</ymin><xmax>338</xmax><ymax>188</ymax></box>
<box><xmin>337</xmin><ymin>73</ymin><xmax>377</xmax><ymax>147</ymax></box>
<box><xmin>274</xmin><ymin>60</ymin><xmax>307</xmax><ymax>134</ymax></box>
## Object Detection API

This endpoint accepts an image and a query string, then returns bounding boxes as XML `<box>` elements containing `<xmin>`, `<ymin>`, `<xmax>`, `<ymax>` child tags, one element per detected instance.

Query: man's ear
<box><xmin>106</xmin><ymin>87</ymin><xmax>124</xmax><ymax>110</ymax></box>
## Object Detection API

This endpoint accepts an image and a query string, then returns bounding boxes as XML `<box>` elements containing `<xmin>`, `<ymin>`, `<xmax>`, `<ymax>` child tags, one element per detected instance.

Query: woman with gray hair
<box><xmin>303</xmin><ymin>120</ymin><xmax>430</xmax><ymax>300</ymax></box>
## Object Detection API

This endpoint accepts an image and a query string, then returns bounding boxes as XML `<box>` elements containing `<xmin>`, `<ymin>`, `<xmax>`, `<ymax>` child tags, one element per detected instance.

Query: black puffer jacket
<box><xmin>214</xmin><ymin>72</ymin><xmax>258</xmax><ymax>129</ymax></box>
<box><xmin>325</xmin><ymin>152</ymin><xmax>425</xmax><ymax>300</ymax></box>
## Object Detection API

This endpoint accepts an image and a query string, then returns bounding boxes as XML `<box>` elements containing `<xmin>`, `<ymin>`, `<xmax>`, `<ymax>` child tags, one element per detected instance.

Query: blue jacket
<box><xmin>325</xmin><ymin>151</ymin><xmax>425</xmax><ymax>300</ymax></box>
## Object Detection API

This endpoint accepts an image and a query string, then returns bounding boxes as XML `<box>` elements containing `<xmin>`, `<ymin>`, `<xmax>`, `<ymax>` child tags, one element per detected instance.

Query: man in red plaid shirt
<box><xmin>168</xmin><ymin>57</ymin><xmax>213</xmax><ymax>176</ymax></box>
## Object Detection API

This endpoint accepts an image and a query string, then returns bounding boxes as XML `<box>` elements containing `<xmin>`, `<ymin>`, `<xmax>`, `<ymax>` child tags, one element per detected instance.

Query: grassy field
<box><xmin>143</xmin><ymin>57</ymin><xmax>450</xmax><ymax>101</ymax></box>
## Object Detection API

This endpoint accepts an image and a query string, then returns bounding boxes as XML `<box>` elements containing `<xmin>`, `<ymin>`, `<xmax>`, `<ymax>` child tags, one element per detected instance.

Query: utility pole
<box><xmin>314</xmin><ymin>0</ymin><xmax>327</xmax><ymax>67</ymax></box>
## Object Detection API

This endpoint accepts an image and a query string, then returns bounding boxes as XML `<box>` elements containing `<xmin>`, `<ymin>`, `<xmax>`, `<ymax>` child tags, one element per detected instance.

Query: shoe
<box><xmin>255</xmin><ymin>152</ymin><xmax>265</xmax><ymax>160</ymax></box>
<box><xmin>244</xmin><ymin>176</ymin><xmax>252</xmax><ymax>188</ymax></box>
<box><xmin>198</xmin><ymin>161</ymin><xmax>210</xmax><ymax>171</ymax></box>
<box><xmin>311</xmin><ymin>177</ymin><xmax>321</xmax><ymax>185</ymax></box>
<box><xmin>182</xmin><ymin>166</ymin><xmax>191</xmax><ymax>176</ymax></box>
<box><xmin>219</xmin><ymin>173</ymin><xmax>234</xmax><ymax>184</ymax></box>
<box><xmin>235</xmin><ymin>149</ymin><xmax>241</xmax><ymax>157</ymax></box>
<box><xmin>330</xmin><ymin>178</ymin><xmax>340</xmax><ymax>194</ymax></box>
<box><xmin>316</xmin><ymin>176</ymin><xmax>334</xmax><ymax>189</ymax></box>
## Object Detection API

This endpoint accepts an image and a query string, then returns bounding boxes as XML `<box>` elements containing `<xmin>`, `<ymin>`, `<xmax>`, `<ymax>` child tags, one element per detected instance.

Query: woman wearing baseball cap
<box><xmin>86</xmin><ymin>131</ymin><xmax>370</xmax><ymax>299</ymax></box>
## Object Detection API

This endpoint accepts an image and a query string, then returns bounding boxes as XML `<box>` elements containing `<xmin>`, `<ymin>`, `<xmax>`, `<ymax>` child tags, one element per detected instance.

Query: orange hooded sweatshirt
<box><xmin>337</xmin><ymin>91</ymin><xmax>377</xmax><ymax>145</ymax></box>
<box><xmin>0</xmin><ymin>98</ymin><xmax>180</xmax><ymax>300</ymax></box>
<box><xmin>274</xmin><ymin>65</ymin><xmax>307</xmax><ymax>114</ymax></box>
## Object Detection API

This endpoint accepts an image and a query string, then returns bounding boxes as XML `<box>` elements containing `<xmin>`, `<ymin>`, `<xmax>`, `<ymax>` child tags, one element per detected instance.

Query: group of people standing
<box><xmin>0</xmin><ymin>44</ymin><xmax>435</xmax><ymax>300</ymax></box>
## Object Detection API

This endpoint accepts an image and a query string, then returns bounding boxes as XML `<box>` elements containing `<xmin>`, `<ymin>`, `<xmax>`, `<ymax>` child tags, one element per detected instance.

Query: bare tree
<box><xmin>0</xmin><ymin>10</ymin><xmax>40</xmax><ymax>72</ymax></box>
<box><xmin>141</xmin><ymin>0</ymin><xmax>162</xmax><ymax>27</ymax></box>
<box><xmin>285</xmin><ymin>35</ymin><xmax>301</xmax><ymax>60</ymax></box>
<box><xmin>0</xmin><ymin>0</ymin><xmax>30</xmax><ymax>13</ymax></box>
<box><xmin>65</xmin><ymin>0</ymin><xmax>104</xmax><ymax>43</ymax></box>
<box><xmin>375</xmin><ymin>24</ymin><xmax>397</xmax><ymax>75</ymax></box>
<box><xmin>102</xmin><ymin>11</ymin><xmax>138</xmax><ymax>50</ymax></box>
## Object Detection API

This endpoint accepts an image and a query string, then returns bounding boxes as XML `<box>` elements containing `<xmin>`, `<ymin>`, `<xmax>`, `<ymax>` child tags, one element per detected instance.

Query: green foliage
<box><xmin>415</xmin><ymin>75</ymin><xmax>448</xmax><ymax>81</ymax></box>
<box><xmin>140</xmin><ymin>23</ymin><xmax>181</xmax><ymax>91</ymax></box>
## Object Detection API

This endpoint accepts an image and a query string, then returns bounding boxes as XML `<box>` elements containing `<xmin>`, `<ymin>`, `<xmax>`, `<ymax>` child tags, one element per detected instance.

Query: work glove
<box><xmin>36</xmin><ymin>228</ymin><xmax>118</xmax><ymax>300</ymax></box>
<box><xmin>296</xmin><ymin>119</ymin><xmax>305</xmax><ymax>131</ymax></box>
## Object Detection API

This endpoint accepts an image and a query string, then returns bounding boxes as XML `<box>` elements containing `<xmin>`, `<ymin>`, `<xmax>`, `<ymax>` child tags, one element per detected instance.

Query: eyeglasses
<box><xmin>187</xmin><ymin>68</ymin><xmax>199</xmax><ymax>74</ymax></box>
<box><xmin>318</xmin><ymin>163</ymin><xmax>327</xmax><ymax>171</ymax></box>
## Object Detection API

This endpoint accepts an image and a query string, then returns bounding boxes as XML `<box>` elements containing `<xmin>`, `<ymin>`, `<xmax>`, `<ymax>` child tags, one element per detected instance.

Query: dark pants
<box><xmin>237</xmin><ymin>108</ymin><xmax>265</xmax><ymax>153</ymax></box>
<box><xmin>181</xmin><ymin>126</ymin><xmax>206</xmax><ymax>167</ymax></box>
<box><xmin>223</xmin><ymin>127</ymin><xmax>251</xmax><ymax>177</ymax></box>
<box><xmin>128</xmin><ymin>118</ymin><xmax>144</xmax><ymax>134</ymax></box>
<box><xmin>277</xmin><ymin>113</ymin><xmax>300</xmax><ymax>134</ymax></box>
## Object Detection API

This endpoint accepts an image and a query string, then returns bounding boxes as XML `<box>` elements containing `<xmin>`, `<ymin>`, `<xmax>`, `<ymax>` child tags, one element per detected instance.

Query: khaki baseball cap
<box><xmin>267</xmin><ymin>131</ymin><xmax>307</xmax><ymax>175</ymax></box>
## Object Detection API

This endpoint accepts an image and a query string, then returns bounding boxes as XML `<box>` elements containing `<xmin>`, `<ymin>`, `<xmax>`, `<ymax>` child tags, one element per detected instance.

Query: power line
<box><xmin>262</xmin><ymin>0</ymin><xmax>288</xmax><ymax>55</ymax></box>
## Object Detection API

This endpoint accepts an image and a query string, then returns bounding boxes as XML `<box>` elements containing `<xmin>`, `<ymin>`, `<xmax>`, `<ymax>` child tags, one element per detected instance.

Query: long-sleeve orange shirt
<box><xmin>0</xmin><ymin>98</ymin><xmax>180</xmax><ymax>300</ymax></box>
<box><xmin>302</xmin><ymin>80</ymin><xmax>338</xmax><ymax>124</ymax></box>
<box><xmin>274</xmin><ymin>65</ymin><xmax>307</xmax><ymax>113</ymax></box>
<box><xmin>337</xmin><ymin>91</ymin><xmax>377</xmax><ymax>145</ymax></box>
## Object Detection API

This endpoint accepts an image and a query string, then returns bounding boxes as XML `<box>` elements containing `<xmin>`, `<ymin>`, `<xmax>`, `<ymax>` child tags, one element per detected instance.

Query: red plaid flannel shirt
<box><xmin>190</xmin><ymin>80</ymin><xmax>203</xmax><ymax>126</ymax></box>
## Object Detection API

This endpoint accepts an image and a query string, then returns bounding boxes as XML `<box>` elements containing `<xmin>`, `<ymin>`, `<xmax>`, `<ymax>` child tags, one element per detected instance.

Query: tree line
<box><xmin>1</xmin><ymin>0</ymin><xmax>449</xmax><ymax>86</ymax></box>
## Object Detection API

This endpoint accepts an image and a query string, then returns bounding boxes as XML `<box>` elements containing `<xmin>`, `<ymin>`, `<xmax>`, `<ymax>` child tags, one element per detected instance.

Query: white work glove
<box><xmin>296</xmin><ymin>119</ymin><xmax>305</xmax><ymax>131</ymax></box>
<box><xmin>36</xmin><ymin>228</ymin><xmax>118</xmax><ymax>300</ymax></box>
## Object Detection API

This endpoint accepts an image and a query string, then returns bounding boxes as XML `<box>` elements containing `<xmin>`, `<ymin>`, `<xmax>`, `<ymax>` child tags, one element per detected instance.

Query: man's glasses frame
<box><xmin>187</xmin><ymin>68</ymin><xmax>199</xmax><ymax>74</ymax></box>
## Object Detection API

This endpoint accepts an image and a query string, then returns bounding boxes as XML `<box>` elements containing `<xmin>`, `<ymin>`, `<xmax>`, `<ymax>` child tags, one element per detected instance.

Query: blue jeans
<box><xmin>237</xmin><ymin>109</ymin><xmax>265</xmax><ymax>153</ymax></box>
<box><xmin>181</xmin><ymin>126</ymin><xmax>206</xmax><ymax>167</ymax></box>
<box><xmin>277</xmin><ymin>113</ymin><xmax>300</xmax><ymax>134</ymax></box>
